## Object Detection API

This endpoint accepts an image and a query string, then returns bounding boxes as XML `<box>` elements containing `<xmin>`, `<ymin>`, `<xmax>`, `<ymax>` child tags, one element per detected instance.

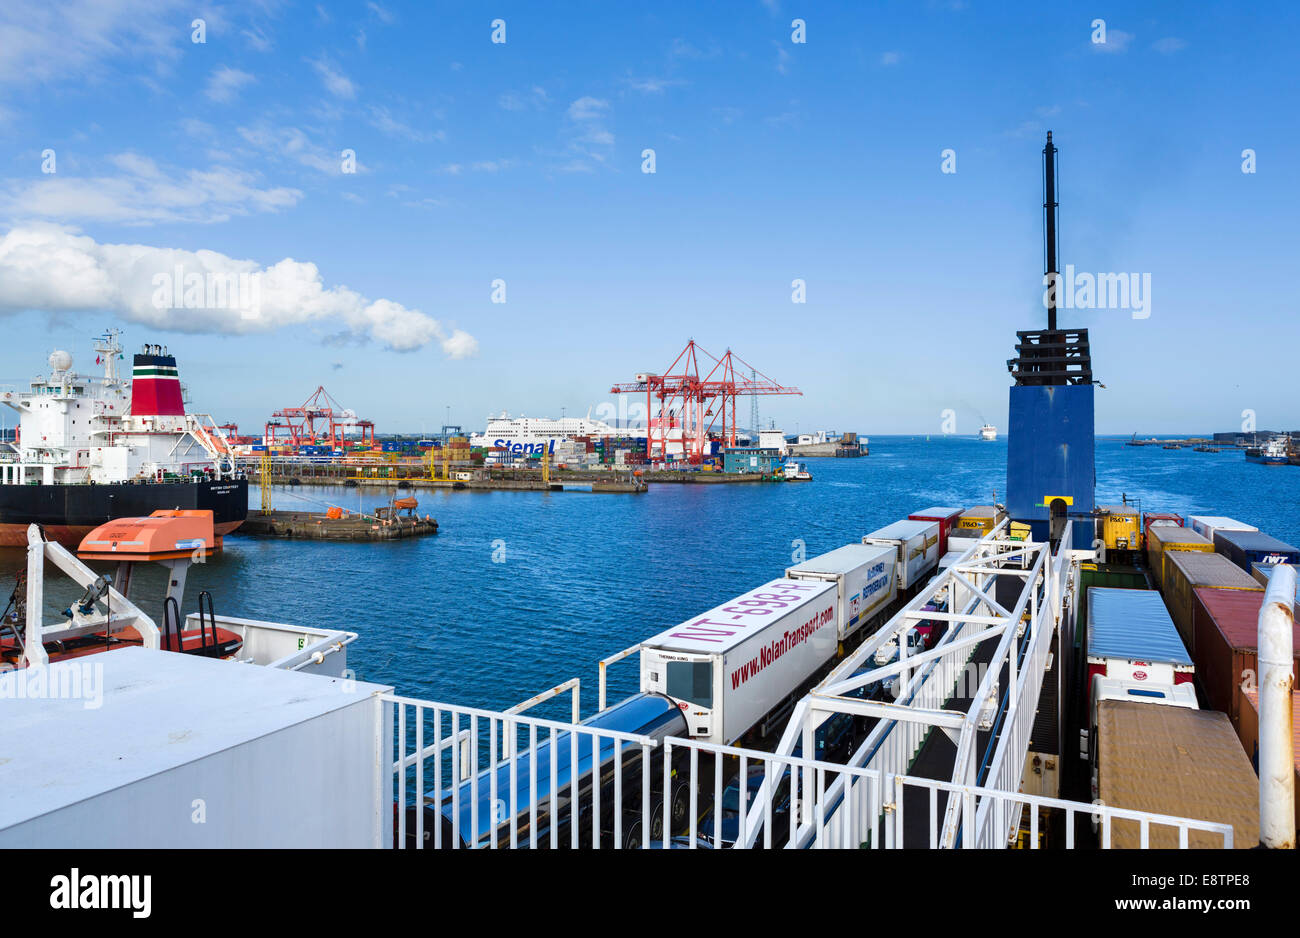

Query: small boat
<box><xmin>978</xmin><ymin>424</ymin><xmax>997</xmax><ymax>441</ymax></box>
<box><xmin>782</xmin><ymin>459</ymin><xmax>812</xmax><ymax>481</ymax></box>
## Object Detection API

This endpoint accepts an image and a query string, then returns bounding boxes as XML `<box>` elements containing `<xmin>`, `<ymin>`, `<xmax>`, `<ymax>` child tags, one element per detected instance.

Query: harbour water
<box><xmin>4</xmin><ymin>435</ymin><xmax>1296</xmax><ymax>718</ymax></box>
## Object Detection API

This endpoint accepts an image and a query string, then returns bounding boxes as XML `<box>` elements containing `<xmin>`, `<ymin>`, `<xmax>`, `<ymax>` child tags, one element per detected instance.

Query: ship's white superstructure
<box><xmin>979</xmin><ymin>424</ymin><xmax>997</xmax><ymax>441</ymax></box>
<box><xmin>471</xmin><ymin>410</ymin><xmax>647</xmax><ymax>455</ymax></box>
<box><xmin>0</xmin><ymin>332</ymin><xmax>232</xmax><ymax>485</ymax></box>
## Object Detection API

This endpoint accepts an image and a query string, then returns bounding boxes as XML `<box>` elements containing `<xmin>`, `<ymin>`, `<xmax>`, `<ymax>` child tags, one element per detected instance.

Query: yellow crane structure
<box><xmin>260</xmin><ymin>448</ymin><xmax>273</xmax><ymax>514</ymax></box>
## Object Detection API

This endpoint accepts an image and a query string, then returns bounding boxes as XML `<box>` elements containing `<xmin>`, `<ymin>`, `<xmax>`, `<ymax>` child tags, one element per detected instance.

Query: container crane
<box><xmin>611</xmin><ymin>340</ymin><xmax>800</xmax><ymax>465</ymax></box>
<box><xmin>263</xmin><ymin>387</ymin><xmax>376</xmax><ymax>449</ymax></box>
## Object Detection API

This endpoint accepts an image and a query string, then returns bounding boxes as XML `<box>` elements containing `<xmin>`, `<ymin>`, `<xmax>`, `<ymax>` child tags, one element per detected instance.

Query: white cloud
<box><xmin>1091</xmin><ymin>29</ymin><xmax>1134</xmax><ymax>53</ymax></box>
<box><xmin>499</xmin><ymin>86</ymin><xmax>549</xmax><ymax>111</ymax></box>
<box><xmin>0</xmin><ymin>223</ymin><xmax>478</xmax><ymax>356</ymax></box>
<box><xmin>0</xmin><ymin>0</ymin><xmax>184</xmax><ymax>86</ymax></box>
<box><xmin>775</xmin><ymin>44</ymin><xmax>791</xmax><ymax>74</ymax></box>
<box><xmin>238</xmin><ymin>124</ymin><xmax>360</xmax><ymax>176</ymax></box>
<box><xmin>880</xmin><ymin>51</ymin><xmax>902</xmax><ymax>66</ymax></box>
<box><xmin>560</xmin><ymin>97</ymin><xmax>615</xmax><ymax>171</ymax></box>
<box><xmin>205</xmin><ymin>65</ymin><xmax>255</xmax><ymax>102</ymax></box>
<box><xmin>567</xmin><ymin>96</ymin><xmax>609</xmax><ymax>121</ymax></box>
<box><xmin>369</xmin><ymin>106</ymin><xmax>438</xmax><ymax>142</ymax></box>
<box><xmin>367</xmin><ymin>2</ymin><xmax>396</xmax><ymax>24</ymax></box>
<box><xmin>1153</xmin><ymin>37</ymin><xmax>1187</xmax><ymax>54</ymax></box>
<box><xmin>310</xmin><ymin>55</ymin><xmax>357</xmax><ymax>99</ymax></box>
<box><xmin>242</xmin><ymin>27</ymin><xmax>272</xmax><ymax>52</ymax></box>
<box><xmin>628</xmin><ymin>76</ymin><xmax>684</xmax><ymax>93</ymax></box>
<box><xmin>0</xmin><ymin>155</ymin><xmax>301</xmax><ymax>225</ymax></box>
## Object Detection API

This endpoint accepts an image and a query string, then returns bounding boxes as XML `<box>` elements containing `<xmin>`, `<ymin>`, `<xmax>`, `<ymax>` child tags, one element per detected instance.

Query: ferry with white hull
<box><xmin>470</xmin><ymin>410</ymin><xmax>646</xmax><ymax>456</ymax></box>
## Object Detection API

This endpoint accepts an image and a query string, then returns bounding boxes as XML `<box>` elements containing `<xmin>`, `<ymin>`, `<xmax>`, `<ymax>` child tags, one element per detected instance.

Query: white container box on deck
<box><xmin>863</xmin><ymin>519</ymin><xmax>941</xmax><ymax>589</ymax></box>
<box><xmin>786</xmin><ymin>543</ymin><xmax>896</xmax><ymax>641</ymax></box>
<box><xmin>0</xmin><ymin>647</ymin><xmax>392</xmax><ymax>848</ymax></box>
<box><xmin>1187</xmin><ymin>515</ymin><xmax>1257</xmax><ymax>544</ymax></box>
<box><xmin>640</xmin><ymin>578</ymin><xmax>838</xmax><ymax>745</ymax></box>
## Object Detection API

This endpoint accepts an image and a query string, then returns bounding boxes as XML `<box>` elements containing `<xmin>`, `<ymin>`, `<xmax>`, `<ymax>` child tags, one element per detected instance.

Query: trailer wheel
<box><xmin>622</xmin><ymin>798</ymin><xmax>667</xmax><ymax>847</ymax></box>
<box><xmin>669</xmin><ymin>781</ymin><xmax>691</xmax><ymax>832</ymax></box>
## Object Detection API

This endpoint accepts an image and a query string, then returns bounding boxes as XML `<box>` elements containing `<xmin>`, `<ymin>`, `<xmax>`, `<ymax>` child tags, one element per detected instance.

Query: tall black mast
<box><xmin>1006</xmin><ymin>132</ymin><xmax>1091</xmax><ymax>387</ymax></box>
<box><xmin>1043</xmin><ymin>131</ymin><xmax>1059</xmax><ymax>332</ymax></box>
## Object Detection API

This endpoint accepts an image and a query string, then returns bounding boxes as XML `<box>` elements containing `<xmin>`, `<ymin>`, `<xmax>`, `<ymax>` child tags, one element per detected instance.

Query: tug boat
<box><xmin>782</xmin><ymin>459</ymin><xmax>812</xmax><ymax>481</ymax></box>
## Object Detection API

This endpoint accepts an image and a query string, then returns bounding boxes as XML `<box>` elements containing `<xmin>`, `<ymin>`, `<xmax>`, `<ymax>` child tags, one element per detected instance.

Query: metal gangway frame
<box><xmin>741</xmin><ymin>520</ymin><xmax>1076</xmax><ymax>848</ymax></box>
<box><xmin>382</xmin><ymin>518</ymin><xmax>1235</xmax><ymax>850</ymax></box>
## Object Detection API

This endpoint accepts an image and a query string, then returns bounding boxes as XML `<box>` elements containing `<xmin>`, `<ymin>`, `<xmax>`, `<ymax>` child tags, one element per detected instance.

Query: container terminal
<box><xmin>0</xmin><ymin>133</ymin><xmax>1295</xmax><ymax>852</ymax></box>
<box><xmin>223</xmin><ymin>340</ymin><xmax>864</xmax><ymax>491</ymax></box>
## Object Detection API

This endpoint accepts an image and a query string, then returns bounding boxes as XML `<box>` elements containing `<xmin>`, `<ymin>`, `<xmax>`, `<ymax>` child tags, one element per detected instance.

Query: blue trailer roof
<box><xmin>1086</xmin><ymin>587</ymin><xmax>1191</xmax><ymax>666</ymax></box>
<box><xmin>1214</xmin><ymin>530</ymin><xmax>1299</xmax><ymax>553</ymax></box>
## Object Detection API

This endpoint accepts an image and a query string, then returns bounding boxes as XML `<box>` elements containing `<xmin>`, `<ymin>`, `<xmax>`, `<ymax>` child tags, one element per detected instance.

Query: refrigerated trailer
<box><xmin>862</xmin><ymin>519</ymin><xmax>940</xmax><ymax>590</ymax></box>
<box><xmin>640</xmin><ymin>578</ymin><xmax>838</xmax><ymax>745</ymax></box>
<box><xmin>1085</xmin><ymin>587</ymin><xmax>1195</xmax><ymax>708</ymax></box>
<box><xmin>785</xmin><ymin>543</ymin><xmax>895</xmax><ymax>645</ymax></box>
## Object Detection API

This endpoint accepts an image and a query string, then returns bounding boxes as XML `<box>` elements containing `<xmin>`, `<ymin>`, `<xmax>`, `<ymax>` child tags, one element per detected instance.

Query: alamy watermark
<box><xmin>0</xmin><ymin>660</ymin><xmax>103</xmax><ymax>709</ymax></box>
<box><xmin>152</xmin><ymin>267</ymin><xmax>262</xmax><ymax>320</ymax></box>
<box><xmin>1043</xmin><ymin>265</ymin><xmax>1151</xmax><ymax>319</ymax></box>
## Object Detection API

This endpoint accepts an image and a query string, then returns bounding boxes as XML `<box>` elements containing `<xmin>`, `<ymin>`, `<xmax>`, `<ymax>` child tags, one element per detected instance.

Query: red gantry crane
<box><xmin>611</xmin><ymin>340</ymin><xmax>801</xmax><ymax>465</ymax></box>
<box><xmin>263</xmin><ymin>386</ymin><xmax>376</xmax><ymax>449</ymax></box>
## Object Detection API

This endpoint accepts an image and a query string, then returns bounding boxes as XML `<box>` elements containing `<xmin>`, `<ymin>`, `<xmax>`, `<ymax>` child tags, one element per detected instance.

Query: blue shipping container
<box><xmin>1215</xmin><ymin>530</ymin><xmax>1300</xmax><ymax>571</ymax></box>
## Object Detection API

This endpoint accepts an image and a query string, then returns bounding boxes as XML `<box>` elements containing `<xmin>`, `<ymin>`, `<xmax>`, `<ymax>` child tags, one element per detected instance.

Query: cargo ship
<box><xmin>0</xmin><ymin>331</ymin><xmax>247</xmax><ymax>547</ymax></box>
<box><xmin>1245</xmin><ymin>436</ymin><xmax>1289</xmax><ymax>465</ymax></box>
<box><xmin>1</xmin><ymin>134</ymin><xmax>1294</xmax><ymax>855</ymax></box>
<box><xmin>978</xmin><ymin>423</ymin><xmax>997</xmax><ymax>441</ymax></box>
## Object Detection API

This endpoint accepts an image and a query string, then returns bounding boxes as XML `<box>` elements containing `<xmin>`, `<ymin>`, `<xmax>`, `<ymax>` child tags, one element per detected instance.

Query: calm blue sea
<box><xmin>6</xmin><ymin>436</ymin><xmax>1296</xmax><ymax>717</ymax></box>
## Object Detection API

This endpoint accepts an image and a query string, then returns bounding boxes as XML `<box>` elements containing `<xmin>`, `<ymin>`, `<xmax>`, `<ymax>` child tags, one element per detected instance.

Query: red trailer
<box><xmin>909</xmin><ymin>507</ymin><xmax>965</xmax><ymax>556</ymax></box>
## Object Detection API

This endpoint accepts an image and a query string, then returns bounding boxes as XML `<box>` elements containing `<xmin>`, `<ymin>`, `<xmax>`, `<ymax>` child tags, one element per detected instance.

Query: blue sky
<box><xmin>0</xmin><ymin>0</ymin><xmax>1296</xmax><ymax>436</ymax></box>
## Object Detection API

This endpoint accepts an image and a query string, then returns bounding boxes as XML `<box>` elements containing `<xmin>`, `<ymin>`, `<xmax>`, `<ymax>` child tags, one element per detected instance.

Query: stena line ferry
<box><xmin>0</xmin><ymin>330</ymin><xmax>247</xmax><ymax>547</ymax></box>
<box><xmin>470</xmin><ymin>410</ymin><xmax>647</xmax><ymax>456</ymax></box>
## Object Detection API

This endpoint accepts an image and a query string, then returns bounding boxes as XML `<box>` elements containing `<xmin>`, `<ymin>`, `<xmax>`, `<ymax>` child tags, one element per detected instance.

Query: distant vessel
<box><xmin>0</xmin><ymin>332</ymin><xmax>247</xmax><ymax>547</ymax></box>
<box><xmin>979</xmin><ymin>424</ymin><xmax>997</xmax><ymax>441</ymax></box>
<box><xmin>781</xmin><ymin>459</ymin><xmax>812</xmax><ymax>481</ymax></box>
<box><xmin>1245</xmin><ymin>437</ymin><xmax>1289</xmax><ymax>465</ymax></box>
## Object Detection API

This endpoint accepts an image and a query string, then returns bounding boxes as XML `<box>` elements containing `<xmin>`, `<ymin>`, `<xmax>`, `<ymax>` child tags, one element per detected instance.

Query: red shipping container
<box><xmin>909</xmin><ymin>507</ymin><xmax>965</xmax><ymax>557</ymax></box>
<box><xmin>1142</xmin><ymin>512</ymin><xmax>1183</xmax><ymax>549</ymax></box>
<box><xmin>1190</xmin><ymin>586</ymin><xmax>1300</xmax><ymax>732</ymax></box>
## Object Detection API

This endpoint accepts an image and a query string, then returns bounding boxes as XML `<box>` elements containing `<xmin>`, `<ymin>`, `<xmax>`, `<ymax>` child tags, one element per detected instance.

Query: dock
<box><xmin>243</xmin><ymin>461</ymin><xmax>782</xmax><ymax>490</ymax></box>
<box><xmin>236</xmin><ymin>509</ymin><xmax>438</xmax><ymax>540</ymax></box>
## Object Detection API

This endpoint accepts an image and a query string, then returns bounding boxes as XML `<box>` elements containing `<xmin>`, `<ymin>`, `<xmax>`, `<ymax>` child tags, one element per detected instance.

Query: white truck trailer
<box><xmin>862</xmin><ymin>519</ymin><xmax>940</xmax><ymax>590</ymax></box>
<box><xmin>640</xmin><ymin>578</ymin><xmax>838</xmax><ymax>745</ymax></box>
<box><xmin>785</xmin><ymin>543</ymin><xmax>896</xmax><ymax>644</ymax></box>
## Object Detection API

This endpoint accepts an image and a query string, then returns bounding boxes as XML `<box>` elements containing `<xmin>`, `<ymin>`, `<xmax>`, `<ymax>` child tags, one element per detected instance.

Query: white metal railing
<box><xmin>386</xmin><ymin>693</ymin><xmax>664</xmax><ymax>850</ymax></box>
<box><xmin>970</xmin><ymin>531</ymin><xmax>1076</xmax><ymax>846</ymax></box>
<box><xmin>382</xmin><ymin>693</ymin><xmax>1233</xmax><ymax>849</ymax></box>
<box><xmin>740</xmin><ymin>522</ymin><xmax>1069</xmax><ymax>849</ymax></box>
<box><xmin>598</xmin><ymin>643</ymin><xmax>640</xmax><ymax>712</ymax></box>
<box><xmin>887</xmin><ymin>775</ymin><xmax>1233</xmax><ymax>849</ymax></box>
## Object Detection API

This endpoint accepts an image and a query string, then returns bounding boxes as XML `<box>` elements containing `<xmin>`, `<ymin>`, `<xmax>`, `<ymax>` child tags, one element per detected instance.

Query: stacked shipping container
<box><xmin>1213</xmin><ymin>529</ymin><xmax>1300</xmax><ymax>572</ymax></box>
<box><xmin>1146</xmin><ymin>526</ymin><xmax>1214</xmax><ymax>590</ymax></box>
<box><xmin>1161</xmin><ymin>551</ymin><xmax>1262</xmax><ymax>654</ymax></box>
<box><xmin>1188</xmin><ymin>587</ymin><xmax>1300</xmax><ymax>734</ymax></box>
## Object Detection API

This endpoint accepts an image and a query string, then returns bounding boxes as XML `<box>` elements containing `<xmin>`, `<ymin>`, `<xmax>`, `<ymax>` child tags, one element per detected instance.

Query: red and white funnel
<box><xmin>131</xmin><ymin>347</ymin><xmax>185</xmax><ymax>417</ymax></box>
